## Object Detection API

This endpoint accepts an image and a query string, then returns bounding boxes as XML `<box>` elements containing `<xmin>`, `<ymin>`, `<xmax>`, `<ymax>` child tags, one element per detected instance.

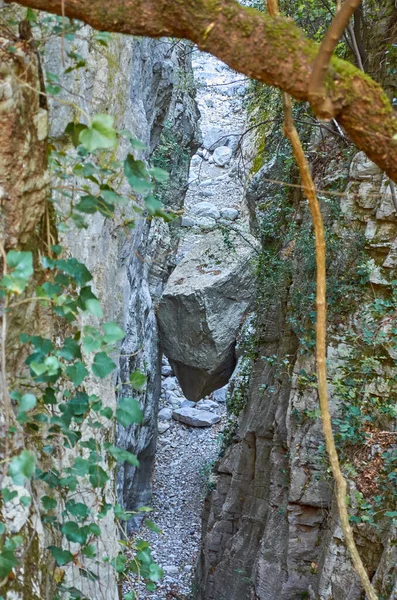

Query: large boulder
<box><xmin>157</xmin><ymin>230</ymin><xmax>257</xmax><ymax>400</ymax></box>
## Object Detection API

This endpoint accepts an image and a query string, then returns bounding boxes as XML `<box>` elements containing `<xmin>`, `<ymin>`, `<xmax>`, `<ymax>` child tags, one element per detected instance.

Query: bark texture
<box><xmin>5</xmin><ymin>0</ymin><xmax>397</xmax><ymax>182</ymax></box>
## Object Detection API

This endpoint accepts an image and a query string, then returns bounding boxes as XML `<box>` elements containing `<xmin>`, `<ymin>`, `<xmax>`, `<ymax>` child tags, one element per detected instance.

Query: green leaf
<box><xmin>82</xmin><ymin>544</ymin><xmax>97</xmax><ymax>558</ymax></box>
<box><xmin>88</xmin><ymin>523</ymin><xmax>100</xmax><ymax>536</ymax></box>
<box><xmin>116</xmin><ymin>397</ymin><xmax>143</xmax><ymax>428</ymax></box>
<box><xmin>102</xmin><ymin>322</ymin><xmax>124</xmax><ymax>344</ymax></box>
<box><xmin>92</xmin><ymin>352</ymin><xmax>116</xmax><ymax>379</ymax></box>
<box><xmin>60</xmin><ymin>338</ymin><xmax>82</xmax><ymax>361</ymax></box>
<box><xmin>124</xmin><ymin>155</ymin><xmax>152</xmax><ymax>194</ymax></box>
<box><xmin>75</xmin><ymin>195</ymin><xmax>100</xmax><ymax>214</ymax></box>
<box><xmin>385</xmin><ymin>511</ymin><xmax>397</xmax><ymax>518</ymax></box>
<box><xmin>0</xmin><ymin>548</ymin><xmax>18</xmax><ymax>579</ymax></box>
<box><xmin>20</xmin><ymin>496</ymin><xmax>31</xmax><ymax>507</ymax></box>
<box><xmin>0</xmin><ymin>523</ymin><xmax>5</xmax><ymax>535</ymax></box>
<box><xmin>100</xmin><ymin>406</ymin><xmax>113</xmax><ymax>419</ymax></box>
<box><xmin>68</xmin><ymin>457</ymin><xmax>90</xmax><ymax>477</ymax></box>
<box><xmin>65</xmin><ymin>122</ymin><xmax>88</xmax><ymax>147</ymax></box>
<box><xmin>44</xmin><ymin>356</ymin><xmax>60</xmax><ymax>376</ymax></box>
<box><xmin>66</xmin><ymin>362</ymin><xmax>89</xmax><ymax>387</ymax></box>
<box><xmin>9</xmin><ymin>450</ymin><xmax>36</xmax><ymax>485</ymax></box>
<box><xmin>118</xmin><ymin>130</ymin><xmax>146</xmax><ymax>151</ymax></box>
<box><xmin>88</xmin><ymin>465</ymin><xmax>109</xmax><ymax>488</ymax></box>
<box><xmin>26</xmin><ymin>8</ymin><xmax>37</xmax><ymax>22</ymax></box>
<box><xmin>65</xmin><ymin>392</ymin><xmax>89</xmax><ymax>416</ymax></box>
<box><xmin>148</xmin><ymin>167</ymin><xmax>169</xmax><ymax>182</ymax></box>
<box><xmin>30</xmin><ymin>362</ymin><xmax>48</xmax><ymax>376</ymax></box>
<box><xmin>2</xmin><ymin>489</ymin><xmax>18</xmax><ymax>503</ymax></box>
<box><xmin>18</xmin><ymin>393</ymin><xmax>36</xmax><ymax>414</ymax></box>
<box><xmin>41</xmin><ymin>496</ymin><xmax>57</xmax><ymax>510</ymax></box>
<box><xmin>84</xmin><ymin>299</ymin><xmax>103</xmax><ymax>318</ymax></box>
<box><xmin>65</xmin><ymin>500</ymin><xmax>90</xmax><ymax>520</ymax></box>
<box><xmin>1</xmin><ymin>251</ymin><xmax>33</xmax><ymax>294</ymax></box>
<box><xmin>125</xmin><ymin>592</ymin><xmax>136</xmax><ymax>600</ymax></box>
<box><xmin>148</xmin><ymin>562</ymin><xmax>163</xmax><ymax>582</ymax></box>
<box><xmin>48</xmin><ymin>546</ymin><xmax>74</xmax><ymax>566</ymax></box>
<box><xmin>106</xmin><ymin>445</ymin><xmax>139</xmax><ymax>466</ymax></box>
<box><xmin>93</xmin><ymin>31</ymin><xmax>112</xmax><ymax>46</ymax></box>
<box><xmin>145</xmin><ymin>519</ymin><xmax>162</xmax><ymax>534</ymax></box>
<box><xmin>61</xmin><ymin>522</ymin><xmax>88</xmax><ymax>545</ymax></box>
<box><xmin>79</xmin><ymin>114</ymin><xmax>117</xmax><ymax>152</ymax></box>
<box><xmin>130</xmin><ymin>370</ymin><xmax>147</xmax><ymax>390</ymax></box>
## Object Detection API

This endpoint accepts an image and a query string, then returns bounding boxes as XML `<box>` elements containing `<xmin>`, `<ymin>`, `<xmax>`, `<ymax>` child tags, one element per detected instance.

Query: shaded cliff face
<box><xmin>198</xmin><ymin>114</ymin><xmax>397</xmax><ymax>600</ymax></box>
<box><xmin>48</xmin><ymin>34</ymin><xmax>200</xmax><ymax>533</ymax></box>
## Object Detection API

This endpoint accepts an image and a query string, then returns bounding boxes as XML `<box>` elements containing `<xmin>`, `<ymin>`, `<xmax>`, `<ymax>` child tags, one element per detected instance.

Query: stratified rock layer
<box><xmin>157</xmin><ymin>230</ymin><xmax>257</xmax><ymax>401</ymax></box>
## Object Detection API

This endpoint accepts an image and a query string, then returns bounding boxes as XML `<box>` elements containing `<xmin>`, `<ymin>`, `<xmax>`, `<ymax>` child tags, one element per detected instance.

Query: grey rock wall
<box><xmin>197</xmin><ymin>146</ymin><xmax>397</xmax><ymax>600</ymax></box>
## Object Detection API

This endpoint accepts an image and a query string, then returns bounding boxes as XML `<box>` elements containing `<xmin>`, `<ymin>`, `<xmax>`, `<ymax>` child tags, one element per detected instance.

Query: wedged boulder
<box><xmin>172</xmin><ymin>407</ymin><xmax>221</xmax><ymax>427</ymax></box>
<box><xmin>157</xmin><ymin>230</ymin><xmax>257</xmax><ymax>400</ymax></box>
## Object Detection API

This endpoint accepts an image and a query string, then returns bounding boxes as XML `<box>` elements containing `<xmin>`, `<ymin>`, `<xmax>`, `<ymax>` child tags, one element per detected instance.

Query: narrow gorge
<box><xmin>0</xmin><ymin>1</ymin><xmax>396</xmax><ymax>600</ymax></box>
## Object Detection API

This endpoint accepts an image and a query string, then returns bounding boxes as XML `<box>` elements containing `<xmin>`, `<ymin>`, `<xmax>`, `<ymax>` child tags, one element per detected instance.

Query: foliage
<box><xmin>0</xmin><ymin>12</ymin><xmax>172</xmax><ymax>598</ymax></box>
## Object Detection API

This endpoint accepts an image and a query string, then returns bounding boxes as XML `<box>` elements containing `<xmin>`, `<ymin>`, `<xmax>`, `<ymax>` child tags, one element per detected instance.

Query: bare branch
<box><xmin>308</xmin><ymin>0</ymin><xmax>362</xmax><ymax>118</ymax></box>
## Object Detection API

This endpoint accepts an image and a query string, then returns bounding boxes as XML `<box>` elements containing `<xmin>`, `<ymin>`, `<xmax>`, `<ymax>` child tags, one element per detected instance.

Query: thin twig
<box><xmin>347</xmin><ymin>22</ymin><xmax>364</xmax><ymax>70</ymax></box>
<box><xmin>308</xmin><ymin>0</ymin><xmax>362</xmax><ymax>119</ymax></box>
<box><xmin>0</xmin><ymin>241</ymin><xmax>13</xmax><ymax>459</ymax></box>
<box><xmin>282</xmin><ymin>93</ymin><xmax>378</xmax><ymax>600</ymax></box>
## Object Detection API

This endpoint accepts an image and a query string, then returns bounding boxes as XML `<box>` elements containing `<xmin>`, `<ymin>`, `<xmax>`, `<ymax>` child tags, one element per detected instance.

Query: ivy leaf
<box><xmin>116</xmin><ymin>397</ymin><xmax>143</xmax><ymax>428</ymax></box>
<box><xmin>84</xmin><ymin>299</ymin><xmax>103</xmax><ymax>318</ymax></box>
<box><xmin>106</xmin><ymin>444</ymin><xmax>139</xmax><ymax>466</ymax></box>
<box><xmin>61</xmin><ymin>522</ymin><xmax>88</xmax><ymax>545</ymax></box>
<box><xmin>18</xmin><ymin>393</ymin><xmax>36</xmax><ymax>414</ymax></box>
<box><xmin>118</xmin><ymin>130</ymin><xmax>146</xmax><ymax>151</ymax></box>
<box><xmin>79</xmin><ymin>114</ymin><xmax>117</xmax><ymax>152</ymax></box>
<box><xmin>88</xmin><ymin>465</ymin><xmax>109</xmax><ymax>488</ymax></box>
<box><xmin>48</xmin><ymin>546</ymin><xmax>74</xmax><ymax>566</ymax></box>
<box><xmin>0</xmin><ymin>548</ymin><xmax>18</xmax><ymax>579</ymax></box>
<box><xmin>44</xmin><ymin>356</ymin><xmax>60</xmax><ymax>376</ymax></box>
<box><xmin>66</xmin><ymin>362</ymin><xmax>89</xmax><ymax>387</ymax></box>
<box><xmin>65</xmin><ymin>122</ymin><xmax>88</xmax><ymax>147</ymax></box>
<box><xmin>82</xmin><ymin>544</ymin><xmax>97</xmax><ymax>558</ymax></box>
<box><xmin>1</xmin><ymin>251</ymin><xmax>33</xmax><ymax>294</ymax></box>
<box><xmin>2</xmin><ymin>489</ymin><xmax>18</xmax><ymax>503</ymax></box>
<box><xmin>92</xmin><ymin>352</ymin><xmax>116</xmax><ymax>379</ymax></box>
<box><xmin>93</xmin><ymin>31</ymin><xmax>112</xmax><ymax>46</ymax></box>
<box><xmin>130</xmin><ymin>370</ymin><xmax>147</xmax><ymax>390</ymax></box>
<box><xmin>60</xmin><ymin>338</ymin><xmax>82</xmax><ymax>362</ymax></box>
<box><xmin>148</xmin><ymin>562</ymin><xmax>163</xmax><ymax>582</ymax></box>
<box><xmin>148</xmin><ymin>167</ymin><xmax>169</xmax><ymax>182</ymax></box>
<box><xmin>65</xmin><ymin>500</ymin><xmax>90</xmax><ymax>519</ymax></box>
<box><xmin>145</xmin><ymin>520</ymin><xmax>162</xmax><ymax>534</ymax></box>
<box><xmin>102</xmin><ymin>322</ymin><xmax>124</xmax><ymax>344</ymax></box>
<box><xmin>41</xmin><ymin>496</ymin><xmax>57</xmax><ymax>510</ymax></box>
<box><xmin>8</xmin><ymin>450</ymin><xmax>36</xmax><ymax>485</ymax></box>
<box><xmin>124</xmin><ymin>155</ymin><xmax>152</xmax><ymax>194</ymax></box>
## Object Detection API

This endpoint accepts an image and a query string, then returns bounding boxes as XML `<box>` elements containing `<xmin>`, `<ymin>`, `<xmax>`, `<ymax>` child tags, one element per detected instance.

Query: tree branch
<box><xmin>5</xmin><ymin>0</ymin><xmax>397</xmax><ymax>182</ymax></box>
<box><xmin>308</xmin><ymin>0</ymin><xmax>362</xmax><ymax>118</ymax></box>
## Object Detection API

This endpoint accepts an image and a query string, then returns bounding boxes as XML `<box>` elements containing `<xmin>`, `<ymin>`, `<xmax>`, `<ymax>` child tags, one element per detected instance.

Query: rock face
<box><xmin>197</xmin><ymin>137</ymin><xmax>397</xmax><ymax>600</ymax></box>
<box><xmin>157</xmin><ymin>230</ymin><xmax>257</xmax><ymax>401</ymax></box>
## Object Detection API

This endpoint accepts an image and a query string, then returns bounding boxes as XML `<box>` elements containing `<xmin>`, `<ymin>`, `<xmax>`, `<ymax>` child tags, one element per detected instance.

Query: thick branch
<box><xmin>5</xmin><ymin>0</ymin><xmax>397</xmax><ymax>182</ymax></box>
